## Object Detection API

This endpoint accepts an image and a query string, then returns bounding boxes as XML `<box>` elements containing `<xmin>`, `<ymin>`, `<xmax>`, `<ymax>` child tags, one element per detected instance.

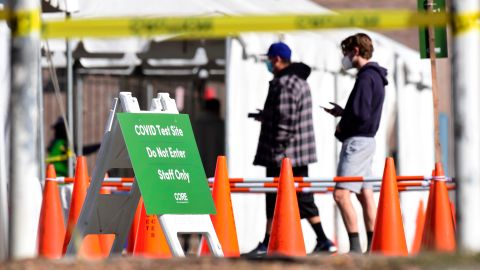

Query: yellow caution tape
<box><xmin>0</xmin><ymin>8</ymin><xmax>41</xmax><ymax>36</ymax></box>
<box><xmin>45</xmin><ymin>150</ymin><xmax>74</xmax><ymax>163</ymax></box>
<box><xmin>42</xmin><ymin>10</ymin><xmax>450</xmax><ymax>39</ymax></box>
<box><xmin>1</xmin><ymin>8</ymin><xmax>478</xmax><ymax>38</ymax></box>
<box><xmin>14</xmin><ymin>9</ymin><xmax>41</xmax><ymax>36</ymax></box>
<box><xmin>45</xmin><ymin>155</ymin><xmax>68</xmax><ymax>163</ymax></box>
<box><xmin>0</xmin><ymin>9</ymin><xmax>8</xmax><ymax>21</ymax></box>
<box><xmin>452</xmin><ymin>11</ymin><xmax>480</xmax><ymax>35</ymax></box>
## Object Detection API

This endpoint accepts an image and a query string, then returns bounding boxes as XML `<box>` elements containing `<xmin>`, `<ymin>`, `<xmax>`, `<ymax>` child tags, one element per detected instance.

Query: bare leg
<box><xmin>266</xmin><ymin>218</ymin><xmax>273</xmax><ymax>234</ymax></box>
<box><xmin>356</xmin><ymin>188</ymin><xmax>376</xmax><ymax>231</ymax></box>
<box><xmin>333</xmin><ymin>189</ymin><xmax>358</xmax><ymax>232</ymax></box>
<box><xmin>334</xmin><ymin>188</ymin><xmax>362</xmax><ymax>252</ymax></box>
<box><xmin>307</xmin><ymin>216</ymin><xmax>320</xmax><ymax>224</ymax></box>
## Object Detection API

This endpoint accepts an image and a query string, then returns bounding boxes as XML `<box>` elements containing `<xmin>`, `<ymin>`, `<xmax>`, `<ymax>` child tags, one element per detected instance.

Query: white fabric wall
<box><xmin>227</xmin><ymin>30</ymin><xmax>434</xmax><ymax>253</ymax></box>
<box><xmin>395</xmin><ymin>54</ymin><xmax>434</xmax><ymax>251</ymax></box>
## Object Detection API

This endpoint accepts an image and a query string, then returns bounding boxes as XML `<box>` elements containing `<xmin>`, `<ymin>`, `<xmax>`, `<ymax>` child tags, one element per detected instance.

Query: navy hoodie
<box><xmin>335</xmin><ymin>62</ymin><xmax>388</xmax><ymax>142</ymax></box>
<box><xmin>274</xmin><ymin>62</ymin><xmax>311</xmax><ymax>80</ymax></box>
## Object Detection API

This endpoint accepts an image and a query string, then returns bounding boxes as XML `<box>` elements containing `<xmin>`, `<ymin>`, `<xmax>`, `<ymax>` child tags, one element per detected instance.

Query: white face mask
<box><xmin>341</xmin><ymin>55</ymin><xmax>353</xmax><ymax>70</ymax></box>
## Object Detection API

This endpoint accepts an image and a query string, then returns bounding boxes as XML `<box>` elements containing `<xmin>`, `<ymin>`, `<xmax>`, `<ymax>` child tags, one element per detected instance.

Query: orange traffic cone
<box><xmin>98</xmin><ymin>187</ymin><xmax>115</xmax><ymax>257</ymax></box>
<box><xmin>62</xmin><ymin>156</ymin><xmax>103</xmax><ymax>258</ymax></box>
<box><xmin>421</xmin><ymin>162</ymin><xmax>456</xmax><ymax>252</ymax></box>
<box><xmin>199</xmin><ymin>156</ymin><xmax>239</xmax><ymax>257</ymax></box>
<box><xmin>450</xmin><ymin>201</ymin><xmax>457</xmax><ymax>230</ymax></box>
<box><xmin>127</xmin><ymin>198</ymin><xmax>144</xmax><ymax>254</ymax></box>
<box><xmin>420</xmin><ymin>170</ymin><xmax>435</xmax><ymax>252</ymax></box>
<box><xmin>267</xmin><ymin>158</ymin><xmax>306</xmax><ymax>257</ymax></box>
<box><xmin>38</xmin><ymin>164</ymin><xmax>66</xmax><ymax>259</ymax></box>
<box><xmin>370</xmin><ymin>157</ymin><xmax>408</xmax><ymax>256</ymax></box>
<box><xmin>78</xmin><ymin>235</ymin><xmax>103</xmax><ymax>259</ymax></box>
<box><xmin>410</xmin><ymin>200</ymin><xmax>425</xmax><ymax>255</ymax></box>
<box><xmin>133</xmin><ymin>202</ymin><xmax>171</xmax><ymax>258</ymax></box>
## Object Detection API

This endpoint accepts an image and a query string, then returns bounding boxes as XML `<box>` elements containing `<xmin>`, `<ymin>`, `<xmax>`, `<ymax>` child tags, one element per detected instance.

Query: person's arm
<box><xmin>274</xmin><ymin>82</ymin><xmax>299</xmax><ymax>146</ymax></box>
<box><xmin>82</xmin><ymin>143</ymin><xmax>101</xmax><ymax>155</ymax></box>
<box><xmin>324</xmin><ymin>102</ymin><xmax>343</xmax><ymax>117</ymax></box>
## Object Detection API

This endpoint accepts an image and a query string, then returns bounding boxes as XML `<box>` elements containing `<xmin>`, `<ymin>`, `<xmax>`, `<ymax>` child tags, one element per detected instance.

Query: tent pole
<box><xmin>332</xmin><ymin>72</ymin><xmax>341</xmax><ymax>250</ymax></box>
<box><xmin>75</xmin><ymin>74</ymin><xmax>83</xmax><ymax>156</ymax></box>
<box><xmin>224</xmin><ymin>37</ymin><xmax>231</xmax><ymax>163</ymax></box>
<box><xmin>38</xmin><ymin>45</ymin><xmax>45</xmax><ymax>185</ymax></box>
<box><xmin>146</xmin><ymin>82</ymin><xmax>154</xmax><ymax>109</ymax></box>
<box><xmin>8</xmin><ymin>0</ymin><xmax>41</xmax><ymax>259</ymax></box>
<box><xmin>451</xmin><ymin>0</ymin><xmax>480</xmax><ymax>251</ymax></box>
<box><xmin>66</xmin><ymin>12</ymin><xmax>74</xmax><ymax>176</ymax></box>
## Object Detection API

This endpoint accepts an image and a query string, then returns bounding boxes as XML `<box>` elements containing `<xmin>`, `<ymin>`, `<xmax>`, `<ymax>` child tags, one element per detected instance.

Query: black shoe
<box><xmin>312</xmin><ymin>239</ymin><xmax>337</xmax><ymax>253</ymax></box>
<box><xmin>242</xmin><ymin>242</ymin><xmax>267</xmax><ymax>258</ymax></box>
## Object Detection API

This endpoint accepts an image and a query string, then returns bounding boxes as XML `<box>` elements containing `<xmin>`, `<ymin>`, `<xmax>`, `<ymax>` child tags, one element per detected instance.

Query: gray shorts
<box><xmin>336</xmin><ymin>136</ymin><xmax>376</xmax><ymax>194</ymax></box>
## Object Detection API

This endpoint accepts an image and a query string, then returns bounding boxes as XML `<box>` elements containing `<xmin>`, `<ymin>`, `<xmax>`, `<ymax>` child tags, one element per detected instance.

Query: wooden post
<box><xmin>426</xmin><ymin>0</ymin><xmax>442</xmax><ymax>164</ymax></box>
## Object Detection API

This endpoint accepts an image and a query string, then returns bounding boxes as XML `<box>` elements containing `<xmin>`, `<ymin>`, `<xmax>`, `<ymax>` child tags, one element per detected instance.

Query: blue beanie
<box><xmin>267</xmin><ymin>42</ymin><xmax>291</xmax><ymax>61</ymax></box>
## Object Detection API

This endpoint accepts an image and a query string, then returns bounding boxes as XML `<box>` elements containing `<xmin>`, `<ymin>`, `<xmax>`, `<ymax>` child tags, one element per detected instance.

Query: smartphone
<box><xmin>248</xmin><ymin>109</ymin><xmax>262</xmax><ymax>118</ymax></box>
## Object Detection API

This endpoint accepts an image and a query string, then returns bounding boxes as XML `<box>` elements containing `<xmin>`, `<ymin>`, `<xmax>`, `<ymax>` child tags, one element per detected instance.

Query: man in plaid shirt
<box><xmin>248</xmin><ymin>42</ymin><xmax>335</xmax><ymax>255</ymax></box>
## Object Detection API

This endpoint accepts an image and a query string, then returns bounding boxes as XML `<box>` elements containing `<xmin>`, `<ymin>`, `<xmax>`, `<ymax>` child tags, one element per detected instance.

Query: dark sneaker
<box><xmin>312</xmin><ymin>239</ymin><xmax>337</xmax><ymax>253</ymax></box>
<box><xmin>242</xmin><ymin>242</ymin><xmax>268</xmax><ymax>257</ymax></box>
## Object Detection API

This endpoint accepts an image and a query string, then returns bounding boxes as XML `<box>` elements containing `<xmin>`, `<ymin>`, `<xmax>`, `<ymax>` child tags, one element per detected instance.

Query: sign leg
<box><xmin>109</xmin><ymin>181</ymin><xmax>141</xmax><ymax>256</ymax></box>
<box><xmin>158</xmin><ymin>214</ymin><xmax>223</xmax><ymax>257</ymax></box>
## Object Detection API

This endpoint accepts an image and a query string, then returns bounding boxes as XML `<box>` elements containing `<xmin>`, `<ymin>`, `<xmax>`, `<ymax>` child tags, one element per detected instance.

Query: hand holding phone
<box><xmin>323</xmin><ymin>102</ymin><xmax>343</xmax><ymax>117</ymax></box>
<box><xmin>248</xmin><ymin>109</ymin><xmax>263</xmax><ymax>121</ymax></box>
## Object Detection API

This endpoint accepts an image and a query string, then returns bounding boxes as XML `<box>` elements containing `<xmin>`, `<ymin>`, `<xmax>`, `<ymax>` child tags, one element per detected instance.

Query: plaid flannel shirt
<box><xmin>254</xmin><ymin>71</ymin><xmax>317</xmax><ymax>168</ymax></box>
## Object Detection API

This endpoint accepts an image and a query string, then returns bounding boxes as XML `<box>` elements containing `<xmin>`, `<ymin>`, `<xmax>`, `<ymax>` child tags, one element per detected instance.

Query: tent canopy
<box><xmin>41</xmin><ymin>0</ymin><xmax>328</xmax><ymax>75</ymax></box>
<box><xmin>41</xmin><ymin>0</ymin><xmax>430</xmax><ymax>86</ymax></box>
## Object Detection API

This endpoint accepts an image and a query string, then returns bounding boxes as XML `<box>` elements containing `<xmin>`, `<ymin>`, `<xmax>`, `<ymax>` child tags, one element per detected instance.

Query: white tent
<box><xmin>1</xmin><ymin>0</ymin><xmax>435</xmax><ymax>256</ymax></box>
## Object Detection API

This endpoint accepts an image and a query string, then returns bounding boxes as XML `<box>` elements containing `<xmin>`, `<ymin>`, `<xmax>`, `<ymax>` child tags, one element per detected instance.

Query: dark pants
<box><xmin>265</xmin><ymin>166</ymin><xmax>319</xmax><ymax>219</ymax></box>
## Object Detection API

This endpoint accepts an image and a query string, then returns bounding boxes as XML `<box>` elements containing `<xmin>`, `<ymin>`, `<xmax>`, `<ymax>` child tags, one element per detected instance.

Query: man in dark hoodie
<box><xmin>325</xmin><ymin>33</ymin><xmax>387</xmax><ymax>253</ymax></box>
<box><xmin>248</xmin><ymin>42</ymin><xmax>336</xmax><ymax>255</ymax></box>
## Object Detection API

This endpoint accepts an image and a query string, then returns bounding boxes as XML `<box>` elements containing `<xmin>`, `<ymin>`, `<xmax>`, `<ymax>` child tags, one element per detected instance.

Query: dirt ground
<box><xmin>3</xmin><ymin>253</ymin><xmax>480</xmax><ymax>270</ymax></box>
